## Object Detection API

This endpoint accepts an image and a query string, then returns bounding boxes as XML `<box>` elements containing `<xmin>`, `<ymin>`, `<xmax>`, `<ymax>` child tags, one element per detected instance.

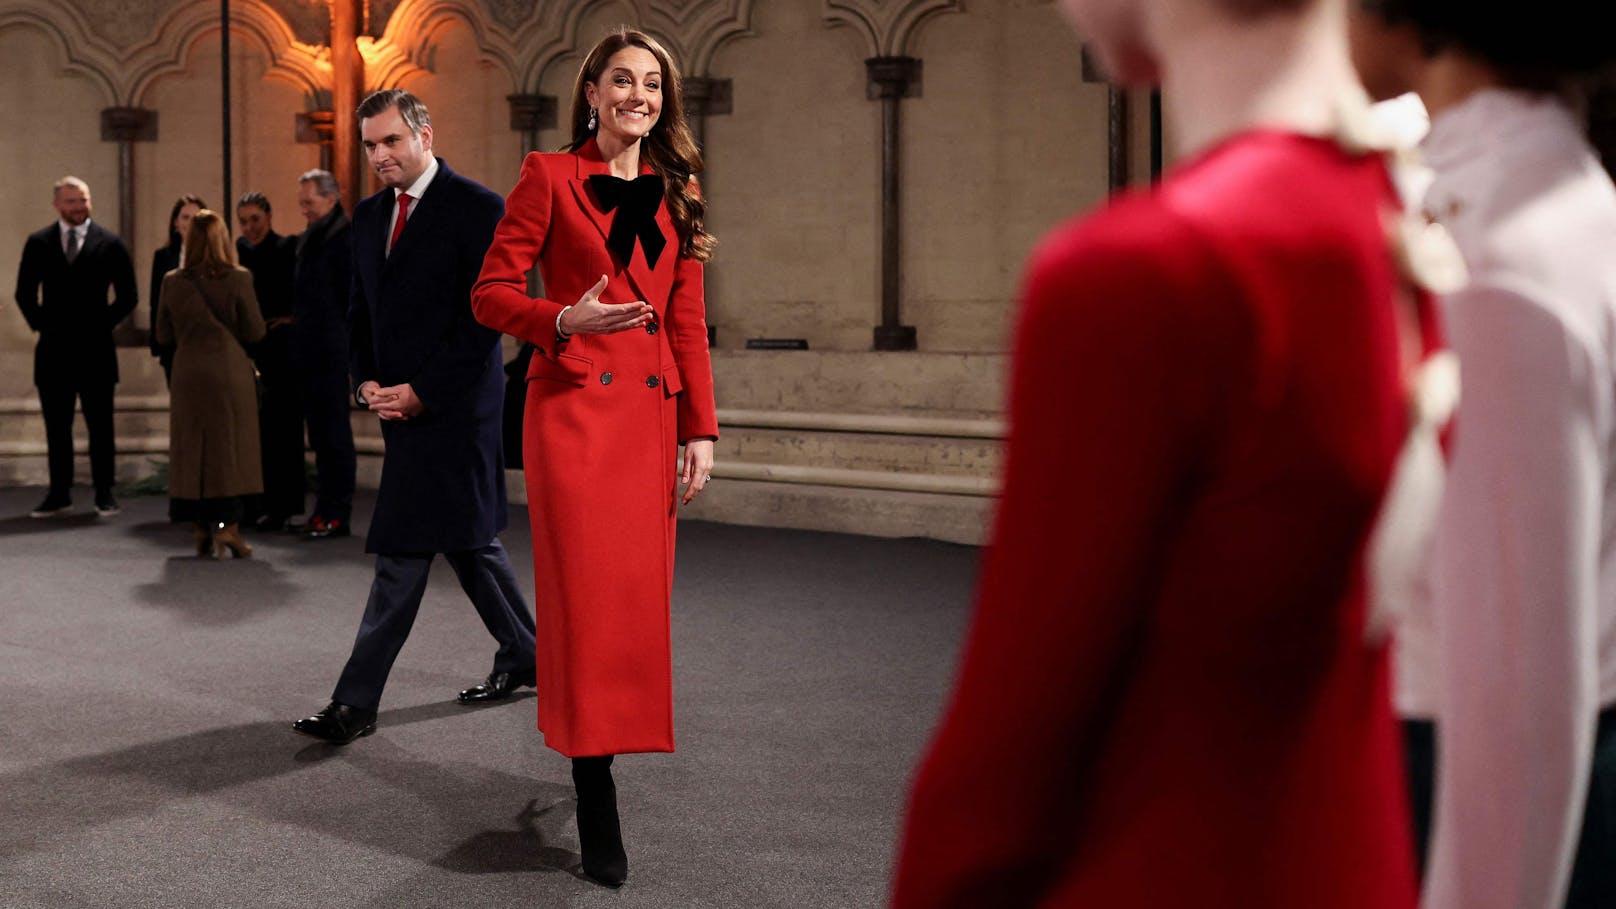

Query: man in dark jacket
<box><xmin>236</xmin><ymin>192</ymin><xmax>305</xmax><ymax>529</ymax></box>
<box><xmin>292</xmin><ymin>90</ymin><xmax>537</xmax><ymax>744</ymax></box>
<box><xmin>12</xmin><ymin>176</ymin><xmax>138</xmax><ymax>518</ymax></box>
<box><xmin>291</xmin><ymin>169</ymin><xmax>357</xmax><ymax>538</ymax></box>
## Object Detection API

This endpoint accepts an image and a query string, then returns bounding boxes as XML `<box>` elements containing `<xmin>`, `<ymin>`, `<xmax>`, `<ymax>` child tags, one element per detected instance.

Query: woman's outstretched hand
<box><xmin>558</xmin><ymin>275</ymin><xmax>654</xmax><ymax>335</ymax></box>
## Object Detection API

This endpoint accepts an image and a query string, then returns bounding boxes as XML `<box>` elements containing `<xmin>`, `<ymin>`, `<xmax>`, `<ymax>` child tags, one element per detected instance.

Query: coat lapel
<box><xmin>568</xmin><ymin>149</ymin><xmax>616</xmax><ymax>254</ymax></box>
<box><xmin>82</xmin><ymin>223</ymin><xmax>108</xmax><ymax>265</ymax></box>
<box><xmin>383</xmin><ymin>158</ymin><xmax>452</xmax><ymax>274</ymax></box>
<box><xmin>567</xmin><ymin>141</ymin><xmax>676</xmax><ymax>311</ymax></box>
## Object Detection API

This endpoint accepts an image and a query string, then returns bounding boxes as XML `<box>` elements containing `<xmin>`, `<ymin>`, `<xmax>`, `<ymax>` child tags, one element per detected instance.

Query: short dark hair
<box><xmin>1361</xmin><ymin>0</ymin><xmax>1616</xmax><ymax>85</ymax></box>
<box><xmin>237</xmin><ymin>191</ymin><xmax>271</xmax><ymax>214</ymax></box>
<box><xmin>356</xmin><ymin>89</ymin><xmax>431</xmax><ymax>134</ymax></box>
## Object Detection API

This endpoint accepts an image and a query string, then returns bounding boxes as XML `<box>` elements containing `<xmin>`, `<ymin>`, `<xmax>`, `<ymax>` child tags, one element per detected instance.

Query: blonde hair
<box><xmin>53</xmin><ymin>176</ymin><xmax>89</xmax><ymax>197</ymax></box>
<box><xmin>181</xmin><ymin>210</ymin><xmax>238</xmax><ymax>277</ymax></box>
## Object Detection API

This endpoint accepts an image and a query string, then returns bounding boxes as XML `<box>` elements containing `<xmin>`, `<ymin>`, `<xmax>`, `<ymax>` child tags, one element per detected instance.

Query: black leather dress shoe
<box><xmin>291</xmin><ymin>701</ymin><xmax>377</xmax><ymax>744</ymax></box>
<box><xmin>458</xmin><ymin>669</ymin><xmax>537</xmax><ymax>703</ymax></box>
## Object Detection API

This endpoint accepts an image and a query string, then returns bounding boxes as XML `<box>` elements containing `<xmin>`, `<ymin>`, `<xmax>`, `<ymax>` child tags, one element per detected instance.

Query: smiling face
<box><xmin>53</xmin><ymin>182</ymin><xmax>91</xmax><ymax>226</ymax></box>
<box><xmin>585</xmin><ymin>46</ymin><xmax>663</xmax><ymax>147</ymax></box>
<box><xmin>237</xmin><ymin>202</ymin><xmax>271</xmax><ymax>246</ymax></box>
<box><xmin>361</xmin><ymin>104</ymin><xmax>434</xmax><ymax>190</ymax></box>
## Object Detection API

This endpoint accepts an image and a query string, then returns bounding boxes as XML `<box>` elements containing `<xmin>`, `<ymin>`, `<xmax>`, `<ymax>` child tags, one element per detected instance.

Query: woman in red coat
<box><xmin>891</xmin><ymin>0</ymin><xmax>1450</xmax><ymax>905</ymax></box>
<box><xmin>470</xmin><ymin>27</ymin><xmax>716</xmax><ymax>888</ymax></box>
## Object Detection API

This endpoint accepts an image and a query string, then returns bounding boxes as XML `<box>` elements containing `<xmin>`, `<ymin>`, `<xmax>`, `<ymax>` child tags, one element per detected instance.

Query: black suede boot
<box><xmin>572</xmin><ymin>755</ymin><xmax>627</xmax><ymax>886</ymax></box>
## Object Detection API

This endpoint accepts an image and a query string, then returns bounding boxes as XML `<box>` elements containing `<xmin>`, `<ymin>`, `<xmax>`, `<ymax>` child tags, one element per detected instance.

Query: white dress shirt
<box><xmin>386</xmin><ymin>156</ymin><xmax>438</xmax><ymax>256</ymax></box>
<box><xmin>1395</xmin><ymin>88</ymin><xmax>1616</xmax><ymax>909</ymax></box>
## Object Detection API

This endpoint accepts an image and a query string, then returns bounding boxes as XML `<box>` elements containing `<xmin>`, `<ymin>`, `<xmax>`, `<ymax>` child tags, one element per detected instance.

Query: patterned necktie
<box><xmin>64</xmin><ymin>228</ymin><xmax>79</xmax><ymax>264</ymax></box>
<box><xmin>389</xmin><ymin>193</ymin><xmax>412</xmax><ymax>255</ymax></box>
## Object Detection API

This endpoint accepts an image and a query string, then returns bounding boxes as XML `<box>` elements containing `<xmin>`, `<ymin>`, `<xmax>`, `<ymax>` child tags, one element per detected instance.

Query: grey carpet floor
<box><xmin>0</xmin><ymin>486</ymin><xmax>977</xmax><ymax>909</ymax></box>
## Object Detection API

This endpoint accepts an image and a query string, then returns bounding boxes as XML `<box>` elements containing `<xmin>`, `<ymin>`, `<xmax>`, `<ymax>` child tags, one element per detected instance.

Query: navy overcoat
<box><xmin>349</xmin><ymin>158</ymin><xmax>508</xmax><ymax>554</ymax></box>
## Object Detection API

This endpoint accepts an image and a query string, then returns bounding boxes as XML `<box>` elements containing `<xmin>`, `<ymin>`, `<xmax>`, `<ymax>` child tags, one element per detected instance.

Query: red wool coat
<box><xmin>472</xmin><ymin>139</ymin><xmax>717</xmax><ymax>758</ymax></box>
<box><xmin>892</xmin><ymin>133</ymin><xmax>1426</xmax><ymax>908</ymax></box>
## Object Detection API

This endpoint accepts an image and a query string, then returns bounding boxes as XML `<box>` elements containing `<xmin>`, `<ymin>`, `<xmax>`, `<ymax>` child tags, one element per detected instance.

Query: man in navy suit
<box><xmin>12</xmin><ymin>176</ymin><xmax>138</xmax><ymax>518</ymax></box>
<box><xmin>290</xmin><ymin>169</ymin><xmax>357</xmax><ymax>538</ymax></box>
<box><xmin>293</xmin><ymin>89</ymin><xmax>538</xmax><ymax>744</ymax></box>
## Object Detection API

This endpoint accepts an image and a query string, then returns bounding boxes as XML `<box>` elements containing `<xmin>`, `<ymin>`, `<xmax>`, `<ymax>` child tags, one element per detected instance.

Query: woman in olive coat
<box><xmin>156</xmin><ymin>210</ymin><xmax>266</xmax><ymax>558</ymax></box>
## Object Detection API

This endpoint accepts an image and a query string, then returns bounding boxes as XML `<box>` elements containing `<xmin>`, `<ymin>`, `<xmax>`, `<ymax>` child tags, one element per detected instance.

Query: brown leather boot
<box><xmin>213</xmin><ymin>523</ymin><xmax>253</xmax><ymax>559</ymax></box>
<box><xmin>194</xmin><ymin>523</ymin><xmax>216</xmax><ymax>558</ymax></box>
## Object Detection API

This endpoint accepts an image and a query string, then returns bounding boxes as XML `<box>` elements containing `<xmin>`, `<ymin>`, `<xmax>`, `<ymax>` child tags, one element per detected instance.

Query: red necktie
<box><xmin>389</xmin><ymin>193</ymin><xmax>412</xmax><ymax>253</ymax></box>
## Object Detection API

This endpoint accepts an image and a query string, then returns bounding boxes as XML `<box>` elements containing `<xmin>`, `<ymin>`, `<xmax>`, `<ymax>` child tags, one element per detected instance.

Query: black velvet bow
<box><xmin>587</xmin><ymin>173</ymin><xmax>666</xmax><ymax>270</ymax></box>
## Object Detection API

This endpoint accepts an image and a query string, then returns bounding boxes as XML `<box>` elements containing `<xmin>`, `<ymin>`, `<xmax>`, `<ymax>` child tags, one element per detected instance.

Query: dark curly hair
<box><xmin>1358</xmin><ymin>0</ymin><xmax>1616</xmax><ymax>88</ymax></box>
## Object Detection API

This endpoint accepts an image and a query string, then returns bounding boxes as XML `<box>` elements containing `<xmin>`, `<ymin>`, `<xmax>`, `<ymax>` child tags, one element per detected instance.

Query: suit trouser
<box><xmin>1404</xmin><ymin>706</ymin><xmax>1616</xmax><ymax>908</ymax></box>
<box><xmin>252</xmin><ymin>368</ymin><xmax>306</xmax><ymax>519</ymax></box>
<box><xmin>332</xmin><ymin>539</ymin><xmax>538</xmax><ymax>710</ymax></box>
<box><xmin>37</xmin><ymin>382</ymin><xmax>115</xmax><ymax>498</ymax></box>
<box><xmin>300</xmin><ymin>369</ymin><xmax>355</xmax><ymax>522</ymax></box>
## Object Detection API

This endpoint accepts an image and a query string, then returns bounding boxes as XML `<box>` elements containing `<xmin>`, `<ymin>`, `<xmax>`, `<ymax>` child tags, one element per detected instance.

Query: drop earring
<box><xmin>587</xmin><ymin>107</ymin><xmax>598</xmax><ymax>131</ymax></box>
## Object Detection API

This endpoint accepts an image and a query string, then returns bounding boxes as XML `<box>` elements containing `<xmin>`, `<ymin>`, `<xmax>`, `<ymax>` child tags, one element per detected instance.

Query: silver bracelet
<box><xmin>556</xmin><ymin>304</ymin><xmax>574</xmax><ymax>340</ymax></box>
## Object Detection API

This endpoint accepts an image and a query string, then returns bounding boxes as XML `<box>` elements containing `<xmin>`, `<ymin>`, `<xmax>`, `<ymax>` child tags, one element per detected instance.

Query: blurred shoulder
<box><xmin>1026</xmin><ymin>192</ymin><xmax>1229</xmax><ymax>311</ymax></box>
<box><xmin>446</xmin><ymin>168</ymin><xmax>505</xmax><ymax>212</ymax></box>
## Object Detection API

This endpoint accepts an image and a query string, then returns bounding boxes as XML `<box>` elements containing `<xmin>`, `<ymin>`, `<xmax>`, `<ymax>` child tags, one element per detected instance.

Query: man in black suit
<box><xmin>236</xmin><ymin>192</ymin><xmax>305</xmax><ymax>530</ymax></box>
<box><xmin>12</xmin><ymin>176</ymin><xmax>138</xmax><ymax>518</ymax></box>
<box><xmin>290</xmin><ymin>169</ymin><xmax>357</xmax><ymax>539</ymax></box>
<box><xmin>293</xmin><ymin>90</ymin><xmax>538</xmax><ymax>744</ymax></box>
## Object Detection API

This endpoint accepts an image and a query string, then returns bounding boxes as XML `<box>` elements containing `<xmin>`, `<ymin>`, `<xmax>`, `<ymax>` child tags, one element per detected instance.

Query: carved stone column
<box><xmin>221</xmin><ymin>0</ymin><xmax>234</xmax><ymax>210</ymax></box>
<box><xmin>507</xmin><ymin>93</ymin><xmax>556</xmax><ymax>155</ymax></box>
<box><xmin>1150</xmin><ymin>90</ymin><xmax>1164</xmax><ymax>181</ymax></box>
<box><xmin>508</xmin><ymin>94</ymin><xmax>556</xmax><ymax>300</ymax></box>
<box><xmin>329</xmin><ymin>0</ymin><xmax>365</xmax><ymax>211</ymax></box>
<box><xmin>1081</xmin><ymin>48</ymin><xmax>1128</xmax><ymax>191</ymax></box>
<box><xmin>102</xmin><ymin>107</ymin><xmax>158</xmax><ymax>346</ymax></box>
<box><xmin>296</xmin><ymin>110</ymin><xmax>337</xmax><ymax>172</ymax></box>
<box><xmin>681</xmin><ymin>76</ymin><xmax>733</xmax><ymax>152</ymax></box>
<box><xmin>866</xmin><ymin>56</ymin><xmax>920</xmax><ymax>351</ymax></box>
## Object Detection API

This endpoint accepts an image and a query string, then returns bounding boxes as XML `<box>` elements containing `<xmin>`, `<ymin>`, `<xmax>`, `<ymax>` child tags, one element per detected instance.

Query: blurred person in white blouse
<box><xmin>1351</xmin><ymin>3</ymin><xmax>1616</xmax><ymax>907</ymax></box>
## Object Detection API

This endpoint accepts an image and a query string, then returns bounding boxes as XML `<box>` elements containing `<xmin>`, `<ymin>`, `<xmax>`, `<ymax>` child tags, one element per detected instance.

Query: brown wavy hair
<box><xmin>181</xmin><ymin>210</ymin><xmax>238</xmax><ymax>278</ymax></box>
<box><xmin>566</xmin><ymin>27</ymin><xmax>715</xmax><ymax>262</ymax></box>
<box><xmin>166</xmin><ymin>193</ymin><xmax>208</xmax><ymax>248</ymax></box>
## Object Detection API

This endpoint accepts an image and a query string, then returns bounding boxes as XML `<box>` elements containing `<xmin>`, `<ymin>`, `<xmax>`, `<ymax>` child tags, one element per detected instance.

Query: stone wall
<box><xmin>0</xmin><ymin>0</ymin><xmax>1152</xmax><ymax>542</ymax></box>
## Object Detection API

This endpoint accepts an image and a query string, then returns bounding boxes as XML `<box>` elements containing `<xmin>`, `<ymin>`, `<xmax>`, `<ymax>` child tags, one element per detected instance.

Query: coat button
<box><xmin>600</xmin><ymin>372</ymin><xmax>613</xmax><ymax>385</ymax></box>
<box><xmin>646</xmin><ymin>375</ymin><xmax>660</xmax><ymax>389</ymax></box>
<box><xmin>645</xmin><ymin>322</ymin><xmax>659</xmax><ymax>335</ymax></box>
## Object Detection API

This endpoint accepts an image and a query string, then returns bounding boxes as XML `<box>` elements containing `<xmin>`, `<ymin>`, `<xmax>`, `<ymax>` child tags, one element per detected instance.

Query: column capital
<box><xmin>295</xmin><ymin>110</ymin><xmax>336</xmax><ymax>144</ymax></box>
<box><xmin>682</xmin><ymin>77</ymin><xmax>733</xmax><ymax>117</ymax></box>
<box><xmin>507</xmin><ymin>94</ymin><xmax>557</xmax><ymax>133</ymax></box>
<box><xmin>101</xmin><ymin>107</ymin><xmax>157</xmax><ymax>143</ymax></box>
<box><xmin>865</xmin><ymin>56</ymin><xmax>921</xmax><ymax>100</ymax></box>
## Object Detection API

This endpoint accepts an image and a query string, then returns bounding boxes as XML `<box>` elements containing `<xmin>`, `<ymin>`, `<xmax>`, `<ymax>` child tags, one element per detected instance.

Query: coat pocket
<box><xmin>528</xmin><ymin>351</ymin><xmax>593</xmax><ymax>387</ymax></box>
<box><xmin>660</xmin><ymin>363</ymin><xmax>684</xmax><ymax>398</ymax></box>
